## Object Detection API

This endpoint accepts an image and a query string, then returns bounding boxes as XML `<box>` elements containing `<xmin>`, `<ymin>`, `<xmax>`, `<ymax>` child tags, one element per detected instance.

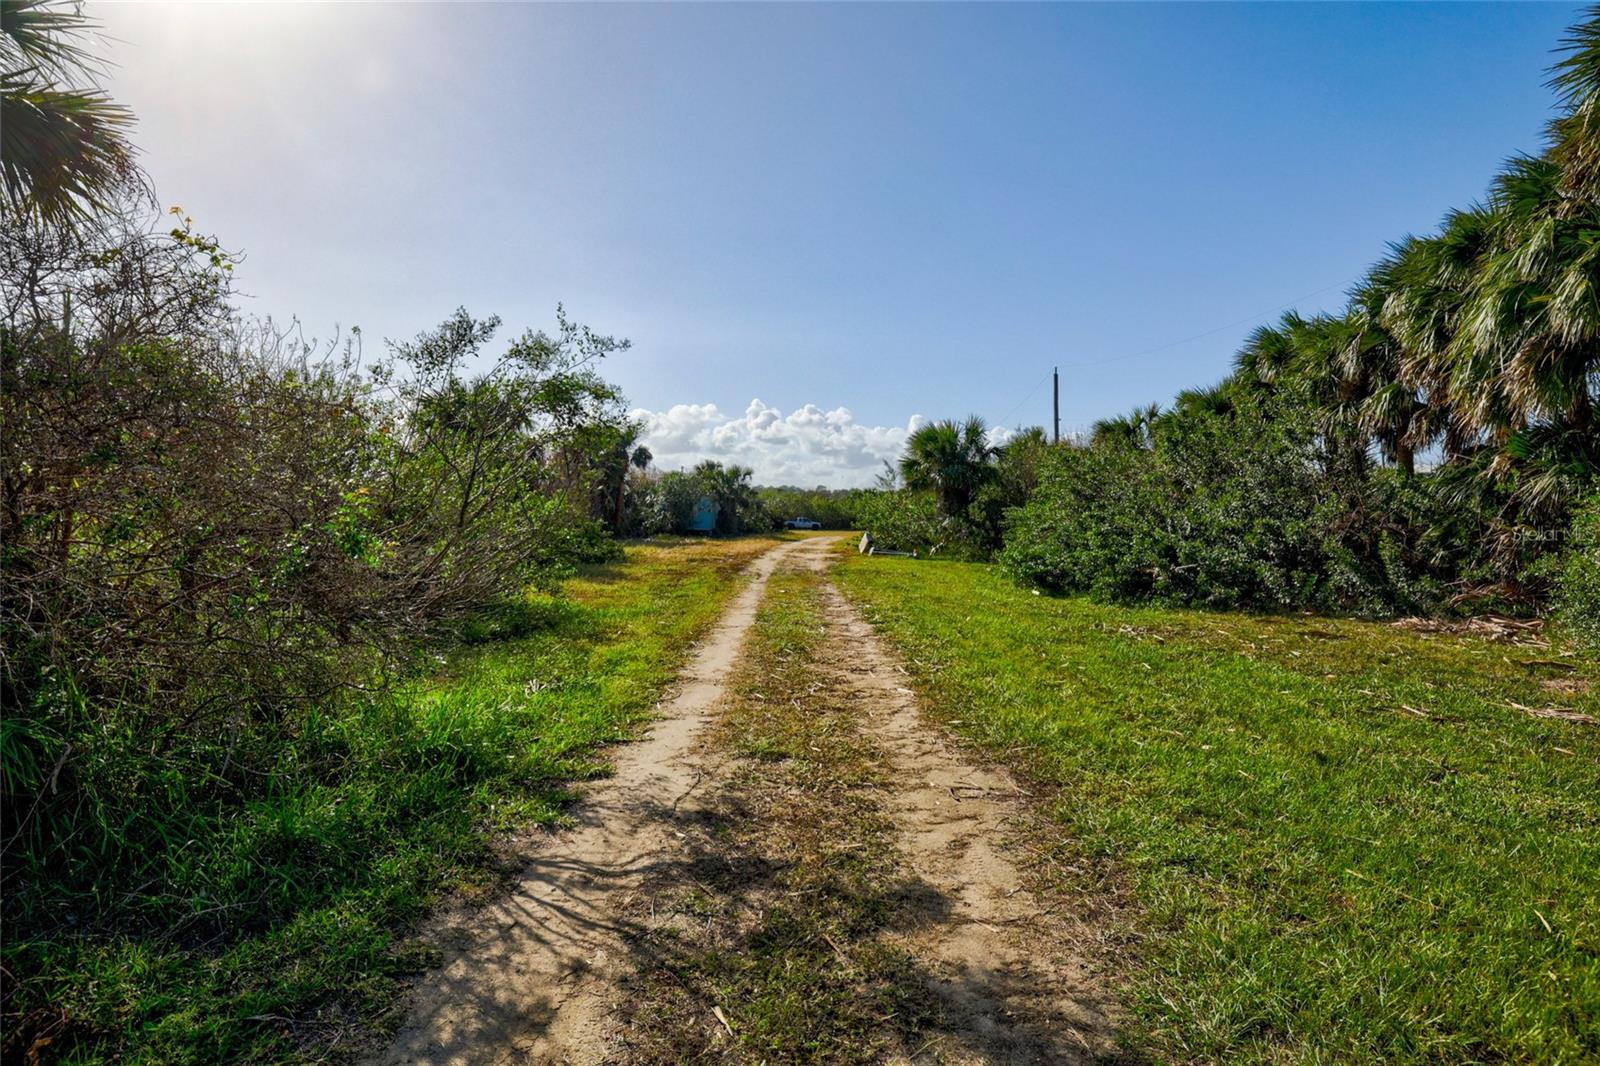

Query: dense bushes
<box><xmin>757</xmin><ymin>486</ymin><xmax>860</xmax><ymax>529</ymax></box>
<box><xmin>645</xmin><ymin>461</ymin><xmax>768</xmax><ymax>535</ymax></box>
<box><xmin>997</xmin><ymin>14</ymin><xmax>1598</xmax><ymax>617</ymax></box>
<box><xmin>851</xmin><ymin>488</ymin><xmax>950</xmax><ymax>554</ymax></box>
<box><xmin>1000</xmin><ymin>411</ymin><xmax>1324</xmax><ymax>607</ymax></box>
<box><xmin>998</xmin><ymin>397</ymin><xmax>1524</xmax><ymax>613</ymax></box>
<box><xmin>0</xmin><ymin>17</ymin><xmax>668</xmax><ymax>1053</ymax></box>
<box><xmin>1552</xmin><ymin>495</ymin><xmax>1600</xmax><ymax>646</ymax></box>
<box><xmin>0</xmin><ymin>199</ymin><xmax>638</xmax><ymax>964</ymax></box>
<box><xmin>850</xmin><ymin>421</ymin><xmax>1051</xmax><ymax>558</ymax></box>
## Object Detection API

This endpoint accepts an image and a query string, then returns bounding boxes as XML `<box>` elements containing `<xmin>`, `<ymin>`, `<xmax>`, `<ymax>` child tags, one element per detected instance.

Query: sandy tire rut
<box><xmin>374</xmin><ymin>537</ymin><xmax>1116</xmax><ymax>1065</ymax></box>
<box><xmin>817</xmin><ymin>579</ymin><xmax>1117</xmax><ymax>1063</ymax></box>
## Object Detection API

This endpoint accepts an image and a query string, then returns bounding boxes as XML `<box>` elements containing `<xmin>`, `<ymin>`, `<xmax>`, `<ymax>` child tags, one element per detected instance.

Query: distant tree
<box><xmin>1090</xmin><ymin>403</ymin><xmax>1161</xmax><ymax>450</ymax></box>
<box><xmin>899</xmin><ymin>415</ymin><xmax>997</xmax><ymax>518</ymax></box>
<box><xmin>646</xmin><ymin>470</ymin><xmax>700</xmax><ymax>534</ymax></box>
<box><xmin>693</xmin><ymin>459</ymin><xmax>758</xmax><ymax>533</ymax></box>
<box><xmin>586</xmin><ymin>421</ymin><xmax>652</xmax><ymax>535</ymax></box>
<box><xmin>758</xmin><ymin>484</ymin><xmax>859</xmax><ymax>529</ymax></box>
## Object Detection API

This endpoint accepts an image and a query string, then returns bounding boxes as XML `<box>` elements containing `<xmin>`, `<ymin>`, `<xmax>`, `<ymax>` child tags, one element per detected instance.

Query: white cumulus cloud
<box><xmin>631</xmin><ymin>399</ymin><xmax>926</xmax><ymax>488</ymax></box>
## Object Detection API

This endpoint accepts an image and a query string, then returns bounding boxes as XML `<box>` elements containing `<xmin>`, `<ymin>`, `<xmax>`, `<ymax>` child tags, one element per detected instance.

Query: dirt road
<box><xmin>375</xmin><ymin>536</ymin><xmax>1117</xmax><ymax>1064</ymax></box>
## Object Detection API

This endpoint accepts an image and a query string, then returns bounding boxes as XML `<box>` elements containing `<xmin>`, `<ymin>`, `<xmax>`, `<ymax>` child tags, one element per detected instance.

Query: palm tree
<box><xmin>1345</xmin><ymin>258</ymin><xmax>1445</xmax><ymax>475</ymax></box>
<box><xmin>1371</xmin><ymin>159</ymin><xmax>1595</xmax><ymax>523</ymax></box>
<box><xmin>2</xmin><ymin>0</ymin><xmax>137</xmax><ymax>223</ymax></box>
<box><xmin>1170</xmin><ymin>383</ymin><xmax>1237</xmax><ymax>422</ymax></box>
<box><xmin>1377</xmin><ymin>218</ymin><xmax>1496</xmax><ymax>461</ymax></box>
<box><xmin>1233</xmin><ymin>314</ymin><xmax>1304</xmax><ymax>395</ymax></box>
<box><xmin>1469</xmin><ymin>156</ymin><xmax>1597</xmax><ymax>434</ymax></box>
<box><xmin>1089</xmin><ymin>403</ymin><xmax>1162</xmax><ymax>449</ymax></box>
<box><xmin>1548</xmin><ymin>6</ymin><xmax>1600</xmax><ymax>203</ymax></box>
<box><xmin>1453</xmin><ymin>156</ymin><xmax>1598</xmax><ymax>519</ymax></box>
<box><xmin>1232</xmin><ymin>311</ymin><xmax>1384</xmax><ymax>471</ymax></box>
<box><xmin>899</xmin><ymin>415</ymin><xmax>996</xmax><ymax>518</ymax></box>
<box><xmin>693</xmin><ymin>460</ymin><xmax>755</xmax><ymax>533</ymax></box>
<box><xmin>607</xmin><ymin>438</ymin><xmax>653</xmax><ymax>532</ymax></box>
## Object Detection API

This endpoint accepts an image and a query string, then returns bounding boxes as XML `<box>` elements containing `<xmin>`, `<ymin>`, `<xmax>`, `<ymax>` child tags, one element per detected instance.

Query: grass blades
<box><xmin>834</xmin><ymin>551</ymin><xmax>1600</xmax><ymax>1064</ymax></box>
<box><xmin>3</xmin><ymin>536</ymin><xmax>783</xmax><ymax>1066</ymax></box>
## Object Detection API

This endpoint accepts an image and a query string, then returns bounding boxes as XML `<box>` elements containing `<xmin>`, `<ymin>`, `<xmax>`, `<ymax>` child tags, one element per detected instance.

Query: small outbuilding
<box><xmin>687</xmin><ymin>496</ymin><xmax>718</xmax><ymax>533</ymax></box>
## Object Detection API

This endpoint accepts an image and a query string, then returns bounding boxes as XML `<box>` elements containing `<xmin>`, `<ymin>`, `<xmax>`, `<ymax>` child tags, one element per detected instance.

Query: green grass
<box><xmin>834</xmin><ymin>550</ymin><xmax>1600</xmax><ymax>1065</ymax></box>
<box><xmin>3</xmin><ymin>536</ymin><xmax>784</xmax><ymax>1066</ymax></box>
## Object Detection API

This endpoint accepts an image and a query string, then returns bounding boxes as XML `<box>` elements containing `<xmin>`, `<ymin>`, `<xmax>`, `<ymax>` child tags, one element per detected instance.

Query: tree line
<box><xmin>0</xmin><ymin>4</ymin><xmax>734</xmax><ymax>1005</ymax></box>
<box><xmin>858</xmin><ymin>10</ymin><xmax>1599</xmax><ymax>641</ymax></box>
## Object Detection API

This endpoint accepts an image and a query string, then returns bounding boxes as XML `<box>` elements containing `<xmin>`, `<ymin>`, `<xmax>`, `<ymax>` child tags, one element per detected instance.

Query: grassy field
<box><xmin>834</xmin><ymin>549</ymin><xmax>1600</xmax><ymax>1065</ymax></box>
<box><xmin>5</xmin><ymin>536</ymin><xmax>784</xmax><ymax>1066</ymax></box>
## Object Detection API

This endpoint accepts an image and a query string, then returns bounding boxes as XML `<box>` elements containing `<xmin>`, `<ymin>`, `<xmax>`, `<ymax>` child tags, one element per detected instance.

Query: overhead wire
<box><xmin>1061</xmin><ymin>279</ymin><xmax>1356</xmax><ymax>370</ymax></box>
<box><xmin>991</xmin><ymin>277</ymin><xmax>1356</xmax><ymax>428</ymax></box>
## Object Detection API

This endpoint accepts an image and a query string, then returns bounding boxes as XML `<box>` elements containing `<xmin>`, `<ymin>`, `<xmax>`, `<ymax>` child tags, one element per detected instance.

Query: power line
<box><xmin>996</xmin><ymin>368</ymin><xmax>1052</xmax><ymax>426</ymax></box>
<box><xmin>1061</xmin><ymin>279</ymin><xmax>1355</xmax><ymax>370</ymax></box>
<box><xmin>990</xmin><ymin>277</ymin><xmax>1354</xmax><ymax>430</ymax></box>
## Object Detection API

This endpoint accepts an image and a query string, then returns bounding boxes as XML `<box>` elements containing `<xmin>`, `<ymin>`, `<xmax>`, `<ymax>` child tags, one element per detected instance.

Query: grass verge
<box><xmin>3</xmin><ymin>536</ymin><xmax>783</xmax><ymax>1066</ymax></box>
<box><xmin>834</xmin><ymin>550</ymin><xmax>1600</xmax><ymax>1064</ymax></box>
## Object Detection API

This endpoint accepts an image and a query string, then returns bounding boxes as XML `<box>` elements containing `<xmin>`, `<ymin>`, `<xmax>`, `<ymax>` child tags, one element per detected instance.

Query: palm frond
<box><xmin>1548</xmin><ymin>7</ymin><xmax>1600</xmax><ymax>200</ymax></box>
<box><xmin>1</xmin><ymin>0</ymin><xmax>107</xmax><ymax>81</ymax></box>
<box><xmin>1</xmin><ymin>73</ymin><xmax>135</xmax><ymax>219</ymax></box>
<box><xmin>1</xmin><ymin>2</ymin><xmax>136</xmax><ymax>223</ymax></box>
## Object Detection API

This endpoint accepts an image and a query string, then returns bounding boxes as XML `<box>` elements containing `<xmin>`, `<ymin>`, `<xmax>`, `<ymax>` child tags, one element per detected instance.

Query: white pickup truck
<box><xmin>784</xmin><ymin>517</ymin><xmax>823</xmax><ymax>530</ymax></box>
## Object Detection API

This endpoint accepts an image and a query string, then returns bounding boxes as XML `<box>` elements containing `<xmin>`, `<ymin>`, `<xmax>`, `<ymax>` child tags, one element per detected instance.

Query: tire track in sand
<box><xmin>374</xmin><ymin>535</ymin><xmax>843</xmax><ymax>1066</ymax></box>
<box><xmin>814</xmin><ymin>577</ymin><xmax>1121</xmax><ymax>1063</ymax></box>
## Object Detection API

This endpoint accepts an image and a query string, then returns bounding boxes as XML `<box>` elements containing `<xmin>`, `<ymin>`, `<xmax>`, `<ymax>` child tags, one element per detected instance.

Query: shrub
<box><xmin>640</xmin><ymin>461</ymin><xmax>765</xmax><ymax>535</ymax></box>
<box><xmin>1001</xmin><ymin>403</ymin><xmax>1335</xmax><ymax>608</ymax></box>
<box><xmin>644</xmin><ymin>470</ymin><xmax>702</xmax><ymax>534</ymax></box>
<box><xmin>0</xmin><ymin>202</ymin><xmax>635</xmax><ymax>954</ymax></box>
<box><xmin>1552</xmin><ymin>494</ymin><xmax>1600</xmax><ymax>647</ymax></box>
<box><xmin>852</xmin><ymin>488</ymin><xmax>981</xmax><ymax>556</ymax></box>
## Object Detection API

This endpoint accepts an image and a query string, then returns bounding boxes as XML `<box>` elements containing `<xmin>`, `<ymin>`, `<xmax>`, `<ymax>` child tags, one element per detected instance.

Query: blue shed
<box><xmin>687</xmin><ymin>495</ymin><xmax>718</xmax><ymax>533</ymax></box>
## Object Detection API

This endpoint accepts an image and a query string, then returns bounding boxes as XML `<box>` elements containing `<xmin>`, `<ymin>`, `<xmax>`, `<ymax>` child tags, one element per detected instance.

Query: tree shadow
<box><xmin>376</xmin><ymin>763</ymin><xmax>1134</xmax><ymax>1066</ymax></box>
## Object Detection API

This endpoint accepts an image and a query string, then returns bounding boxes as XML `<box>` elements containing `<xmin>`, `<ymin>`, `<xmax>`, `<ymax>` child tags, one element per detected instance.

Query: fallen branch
<box><xmin>1506</xmin><ymin>701</ymin><xmax>1596</xmax><ymax>725</ymax></box>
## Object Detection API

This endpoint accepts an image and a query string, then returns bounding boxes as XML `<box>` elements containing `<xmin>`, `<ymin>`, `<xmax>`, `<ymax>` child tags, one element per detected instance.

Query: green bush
<box><xmin>642</xmin><ymin>462</ymin><xmax>766</xmax><ymax>535</ymax></box>
<box><xmin>0</xmin><ymin>201</ymin><xmax>646</xmax><ymax>1059</ymax></box>
<box><xmin>995</xmin><ymin>399</ymin><xmax>1530</xmax><ymax>614</ymax></box>
<box><xmin>852</xmin><ymin>488</ymin><xmax>985</xmax><ymax>557</ymax></box>
<box><xmin>1552</xmin><ymin>494</ymin><xmax>1600</xmax><ymax>647</ymax></box>
<box><xmin>1001</xmin><ymin>404</ymin><xmax>1332</xmax><ymax>608</ymax></box>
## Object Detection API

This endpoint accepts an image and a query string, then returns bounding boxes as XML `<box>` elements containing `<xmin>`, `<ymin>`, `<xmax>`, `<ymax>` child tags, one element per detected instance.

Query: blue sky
<box><xmin>98</xmin><ymin>2</ymin><xmax>1583</xmax><ymax>485</ymax></box>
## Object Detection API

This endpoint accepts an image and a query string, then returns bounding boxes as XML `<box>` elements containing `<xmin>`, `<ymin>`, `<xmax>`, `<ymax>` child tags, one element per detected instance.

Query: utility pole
<box><xmin>1052</xmin><ymin>366</ymin><xmax>1060</xmax><ymax>443</ymax></box>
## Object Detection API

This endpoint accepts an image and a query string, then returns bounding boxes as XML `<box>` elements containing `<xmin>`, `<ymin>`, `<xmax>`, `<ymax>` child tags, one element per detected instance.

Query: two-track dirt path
<box><xmin>375</xmin><ymin>536</ymin><xmax>1117</xmax><ymax>1065</ymax></box>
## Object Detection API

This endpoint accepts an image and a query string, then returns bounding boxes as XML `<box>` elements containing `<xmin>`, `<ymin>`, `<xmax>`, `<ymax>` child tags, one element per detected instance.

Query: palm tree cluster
<box><xmin>641</xmin><ymin>460</ymin><xmax>766</xmax><ymax>535</ymax></box>
<box><xmin>898</xmin><ymin>415</ymin><xmax>998</xmax><ymax>518</ymax></box>
<box><xmin>1226</xmin><ymin>10</ymin><xmax>1599</xmax><ymax>520</ymax></box>
<box><xmin>693</xmin><ymin>459</ymin><xmax>761</xmax><ymax>532</ymax></box>
<box><xmin>875</xmin><ymin>416</ymin><xmax>1056</xmax><ymax>556</ymax></box>
<box><xmin>1001</xmin><ymin>10</ymin><xmax>1600</xmax><ymax>617</ymax></box>
<box><xmin>1064</xmin><ymin>9</ymin><xmax>1600</xmax><ymax>597</ymax></box>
